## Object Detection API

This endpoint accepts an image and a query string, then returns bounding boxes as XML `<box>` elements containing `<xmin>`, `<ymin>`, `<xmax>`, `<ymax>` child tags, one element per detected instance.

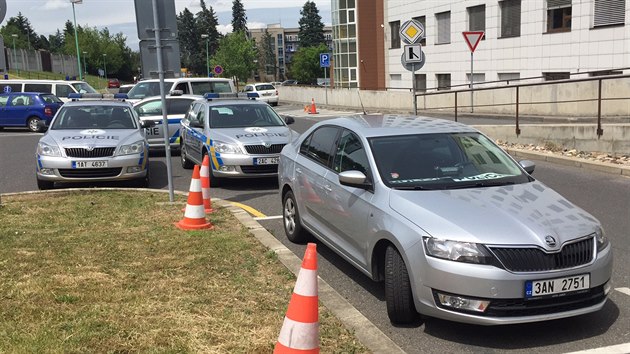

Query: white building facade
<box><xmin>384</xmin><ymin>0</ymin><xmax>630</xmax><ymax>92</ymax></box>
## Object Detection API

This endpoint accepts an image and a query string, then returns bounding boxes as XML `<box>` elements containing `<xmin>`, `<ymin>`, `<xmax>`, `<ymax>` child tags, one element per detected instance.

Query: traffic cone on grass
<box><xmin>274</xmin><ymin>243</ymin><xmax>319</xmax><ymax>353</ymax></box>
<box><xmin>200</xmin><ymin>155</ymin><xmax>214</xmax><ymax>213</ymax></box>
<box><xmin>308</xmin><ymin>98</ymin><xmax>318</xmax><ymax>114</ymax></box>
<box><xmin>175</xmin><ymin>165</ymin><xmax>213</xmax><ymax>230</ymax></box>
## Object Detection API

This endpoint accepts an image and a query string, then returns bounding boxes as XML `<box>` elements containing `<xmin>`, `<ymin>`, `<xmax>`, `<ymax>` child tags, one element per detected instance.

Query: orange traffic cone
<box><xmin>274</xmin><ymin>243</ymin><xmax>319</xmax><ymax>353</ymax></box>
<box><xmin>308</xmin><ymin>98</ymin><xmax>318</xmax><ymax>114</ymax></box>
<box><xmin>200</xmin><ymin>155</ymin><xmax>214</xmax><ymax>213</ymax></box>
<box><xmin>175</xmin><ymin>165</ymin><xmax>213</xmax><ymax>230</ymax></box>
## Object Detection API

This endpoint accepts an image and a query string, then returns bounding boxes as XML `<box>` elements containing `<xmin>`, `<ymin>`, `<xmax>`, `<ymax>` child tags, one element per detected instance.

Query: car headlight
<box><xmin>118</xmin><ymin>140</ymin><xmax>145</xmax><ymax>156</ymax></box>
<box><xmin>423</xmin><ymin>237</ymin><xmax>494</xmax><ymax>264</ymax></box>
<box><xmin>213</xmin><ymin>141</ymin><xmax>242</xmax><ymax>154</ymax></box>
<box><xmin>595</xmin><ymin>227</ymin><xmax>609</xmax><ymax>252</ymax></box>
<box><xmin>37</xmin><ymin>142</ymin><xmax>61</xmax><ymax>157</ymax></box>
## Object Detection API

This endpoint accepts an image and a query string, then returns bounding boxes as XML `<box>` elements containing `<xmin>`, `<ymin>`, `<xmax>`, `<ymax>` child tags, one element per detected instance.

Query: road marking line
<box><xmin>229</xmin><ymin>201</ymin><xmax>266</xmax><ymax>218</ymax></box>
<box><xmin>615</xmin><ymin>287</ymin><xmax>630</xmax><ymax>296</ymax></box>
<box><xmin>254</xmin><ymin>215</ymin><xmax>283</xmax><ymax>221</ymax></box>
<box><xmin>564</xmin><ymin>343</ymin><xmax>630</xmax><ymax>354</ymax></box>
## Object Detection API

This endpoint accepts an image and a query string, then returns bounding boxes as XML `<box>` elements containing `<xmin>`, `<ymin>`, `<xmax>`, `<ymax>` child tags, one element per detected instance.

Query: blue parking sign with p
<box><xmin>320</xmin><ymin>53</ymin><xmax>331</xmax><ymax>68</ymax></box>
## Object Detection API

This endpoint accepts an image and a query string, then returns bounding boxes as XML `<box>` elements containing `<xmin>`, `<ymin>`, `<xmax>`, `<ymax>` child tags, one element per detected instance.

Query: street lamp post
<box><xmin>11</xmin><ymin>34</ymin><xmax>18</xmax><ymax>77</ymax></box>
<box><xmin>102</xmin><ymin>53</ymin><xmax>107</xmax><ymax>88</ymax></box>
<box><xmin>70</xmin><ymin>0</ymin><xmax>83</xmax><ymax>80</ymax></box>
<box><xmin>82</xmin><ymin>51</ymin><xmax>87</xmax><ymax>76</ymax></box>
<box><xmin>201</xmin><ymin>34</ymin><xmax>209</xmax><ymax>77</ymax></box>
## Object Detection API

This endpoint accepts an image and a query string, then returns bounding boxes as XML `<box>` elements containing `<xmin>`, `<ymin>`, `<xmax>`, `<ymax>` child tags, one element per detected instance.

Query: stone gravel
<box><xmin>496</xmin><ymin>140</ymin><xmax>630</xmax><ymax>167</ymax></box>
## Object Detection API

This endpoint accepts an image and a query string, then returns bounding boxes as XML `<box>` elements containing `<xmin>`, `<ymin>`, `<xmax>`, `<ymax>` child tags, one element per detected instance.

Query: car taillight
<box><xmin>275</xmin><ymin>90</ymin><xmax>278</xmax><ymax>95</ymax></box>
<box><xmin>44</xmin><ymin>107</ymin><xmax>53</xmax><ymax>116</ymax></box>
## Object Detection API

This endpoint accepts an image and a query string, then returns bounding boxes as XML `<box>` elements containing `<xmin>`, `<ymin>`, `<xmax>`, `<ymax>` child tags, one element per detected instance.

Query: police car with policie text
<box><xmin>35</xmin><ymin>93</ymin><xmax>154</xmax><ymax>189</ymax></box>
<box><xmin>179</xmin><ymin>93</ymin><xmax>298</xmax><ymax>186</ymax></box>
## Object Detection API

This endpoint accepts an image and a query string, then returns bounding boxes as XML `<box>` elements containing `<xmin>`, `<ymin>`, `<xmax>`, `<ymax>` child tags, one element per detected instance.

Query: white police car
<box><xmin>179</xmin><ymin>93</ymin><xmax>298</xmax><ymax>186</ymax></box>
<box><xmin>35</xmin><ymin>93</ymin><xmax>154</xmax><ymax>189</ymax></box>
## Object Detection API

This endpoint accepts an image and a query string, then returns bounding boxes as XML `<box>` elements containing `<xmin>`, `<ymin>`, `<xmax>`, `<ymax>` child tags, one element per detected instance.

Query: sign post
<box><xmin>400</xmin><ymin>19</ymin><xmax>425</xmax><ymax>115</ymax></box>
<box><xmin>320</xmin><ymin>53</ymin><xmax>331</xmax><ymax>104</ymax></box>
<box><xmin>462</xmin><ymin>31</ymin><xmax>484</xmax><ymax>113</ymax></box>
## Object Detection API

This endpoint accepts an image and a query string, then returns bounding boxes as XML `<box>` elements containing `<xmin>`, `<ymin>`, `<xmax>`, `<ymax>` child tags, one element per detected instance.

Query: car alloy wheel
<box><xmin>180</xmin><ymin>143</ymin><xmax>194</xmax><ymax>169</ymax></box>
<box><xmin>283</xmin><ymin>190</ymin><xmax>308</xmax><ymax>243</ymax></box>
<box><xmin>27</xmin><ymin>117</ymin><xmax>41</xmax><ymax>133</ymax></box>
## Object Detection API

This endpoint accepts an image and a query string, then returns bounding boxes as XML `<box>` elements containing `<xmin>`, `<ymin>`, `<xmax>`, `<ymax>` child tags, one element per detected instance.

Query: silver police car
<box><xmin>179</xmin><ymin>93</ymin><xmax>298</xmax><ymax>186</ymax></box>
<box><xmin>36</xmin><ymin>94</ymin><xmax>153</xmax><ymax>189</ymax></box>
<box><xmin>278</xmin><ymin>114</ymin><xmax>612</xmax><ymax>326</ymax></box>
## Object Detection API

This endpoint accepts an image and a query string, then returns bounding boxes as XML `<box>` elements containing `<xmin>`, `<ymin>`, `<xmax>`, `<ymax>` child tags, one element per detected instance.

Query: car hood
<box><xmin>389</xmin><ymin>181</ymin><xmax>599</xmax><ymax>249</ymax></box>
<box><xmin>44</xmin><ymin>129</ymin><xmax>142</xmax><ymax>148</ymax></box>
<box><xmin>211</xmin><ymin>126</ymin><xmax>293</xmax><ymax>146</ymax></box>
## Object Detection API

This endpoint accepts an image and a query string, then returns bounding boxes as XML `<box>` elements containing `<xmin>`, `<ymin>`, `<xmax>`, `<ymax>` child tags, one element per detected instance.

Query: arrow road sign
<box><xmin>462</xmin><ymin>31</ymin><xmax>485</xmax><ymax>53</ymax></box>
<box><xmin>404</xmin><ymin>44</ymin><xmax>422</xmax><ymax>63</ymax></box>
<box><xmin>401</xmin><ymin>51</ymin><xmax>425</xmax><ymax>72</ymax></box>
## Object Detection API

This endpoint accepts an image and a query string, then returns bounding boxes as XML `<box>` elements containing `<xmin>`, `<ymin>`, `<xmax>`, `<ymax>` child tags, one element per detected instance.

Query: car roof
<box><xmin>139</xmin><ymin>78</ymin><xmax>232</xmax><ymax>83</ymax></box>
<box><xmin>133</xmin><ymin>94</ymin><xmax>203</xmax><ymax>105</ymax></box>
<box><xmin>320</xmin><ymin>114</ymin><xmax>479</xmax><ymax>137</ymax></box>
<box><xmin>61</xmin><ymin>99</ymin><xmax>133</xmax><ymax>108</ymax></box>
<box><xmin>194</xmin><ymin>97</ymin><xmax>271</xmax><ymax>107</ymax></box>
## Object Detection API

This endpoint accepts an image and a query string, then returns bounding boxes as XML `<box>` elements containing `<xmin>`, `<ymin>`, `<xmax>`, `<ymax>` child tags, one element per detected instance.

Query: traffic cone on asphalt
<box><xmin>175</xmin><ymin>165</ymin><xmax>213</xmax><ymax>230</ymax></box>
<box><xmin>274</xmin><ymin>243</ymin><xmax>319</xmax><ymax>353</ymax></box>
<box><xmin>308</xmin><ymin>98</ymin><xmax>318</xmax><ymax>114</ymax></box>
<box><xmin>200</xmin><ymin>155</ymin><xmax>214</xmax><ymax>214</ymax></box>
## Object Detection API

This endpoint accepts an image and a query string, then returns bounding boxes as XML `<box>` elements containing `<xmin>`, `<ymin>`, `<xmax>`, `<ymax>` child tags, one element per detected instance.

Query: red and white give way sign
<box><xmin>462</xmin><ymin>31</ymin><xmax>484</xmax><ymax>53</ymax></box>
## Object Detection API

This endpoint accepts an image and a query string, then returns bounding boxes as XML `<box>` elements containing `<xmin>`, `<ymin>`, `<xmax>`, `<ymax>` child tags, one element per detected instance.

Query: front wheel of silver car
<box><xmin>180</xmin><ymin>143</ymin><xmax>194</xmax><ymax>170</ymax></box>
<box><xmin>283</xmin><ymin>190</ymin><xmax>309</xmax><ymax>243</ymax></box>
<box><xmin>385</xmin><ymin>245</ymin><xmax>418</xmax><ymax>325</ymax></box>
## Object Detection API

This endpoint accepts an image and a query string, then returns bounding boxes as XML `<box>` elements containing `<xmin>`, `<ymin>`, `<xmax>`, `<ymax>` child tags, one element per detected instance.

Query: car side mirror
<box><xmin>140</xmin><ymin>120</ymin><xmax>156</xmax><ymax>128</ymax></box>
<box><xmin>519</xmin><ymin>160</ymin><xmax>536</xmax><ymax>174</ymax></box>
<box><xmin>282</xmin><ymin>115</ymin><xmax>295</xmax><ymax>125</ymax></box>
<box><xmin>339</xmin><ymin>170</ymin><xmax>371</xmax><ymax>189</ymax></box>
<box><xmin>190</xmin><ymin>120</ymin><xmax>204</xmax><ymax>128</ymax></box>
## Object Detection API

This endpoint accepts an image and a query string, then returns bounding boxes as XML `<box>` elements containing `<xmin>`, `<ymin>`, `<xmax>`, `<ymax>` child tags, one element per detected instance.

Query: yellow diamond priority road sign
<box><xmin>400</xmin><ymin>19</ymin><xmax>425</xmax><ymax>44</ymax></box>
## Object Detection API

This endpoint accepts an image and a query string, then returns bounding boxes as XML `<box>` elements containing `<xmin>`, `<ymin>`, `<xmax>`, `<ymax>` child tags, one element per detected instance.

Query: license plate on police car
<box><xmin>73</xmin><ymin>160</ymin><xmax>108</xmax><ymax>168</ymax></box>
<box><xmin>525</xmin><ymin>274</ymin><xmax>590</xmax><ymax>298</ymax></box>
<box><xmin>254</xmin><ymin>157</ymin><xmax>279</xmax><ymax>165</ymax></box>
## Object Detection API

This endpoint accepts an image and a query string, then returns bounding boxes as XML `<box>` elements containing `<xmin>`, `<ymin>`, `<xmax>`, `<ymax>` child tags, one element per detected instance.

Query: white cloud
<box><xmin>42</xmin><ymin>0</ymin><xmax>70</xmax><ymax>11</ymax></box>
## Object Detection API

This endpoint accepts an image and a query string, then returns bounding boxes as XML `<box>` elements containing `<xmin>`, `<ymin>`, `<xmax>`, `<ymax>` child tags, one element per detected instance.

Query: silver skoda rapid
<box><xmin>278</xmin><ymin>114</ymin><xmax>613</xmax><ymax>326</ymax></box>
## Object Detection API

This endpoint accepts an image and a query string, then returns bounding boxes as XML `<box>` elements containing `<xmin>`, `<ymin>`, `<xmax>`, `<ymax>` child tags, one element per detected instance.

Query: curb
<box><xmin>0</xmin><ymin>188</ymin><xmax>404</xmax><ymax>354</ymax></box>
<box><xmin>505</xmin><ymin>148</ymin><xmax>630</xmax><ymax>177</ymax></box>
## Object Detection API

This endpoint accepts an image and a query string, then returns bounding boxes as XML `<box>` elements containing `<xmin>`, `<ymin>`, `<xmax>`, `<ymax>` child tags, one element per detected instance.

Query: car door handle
<box><xmin>324</xmin><ymin>184</ymin><xmax>332</xmax><ymax>193</ymax></box>
<box><xmin>295</xmin><ymin>167</ymin><xmax>302</xmax><ymax>174</ymax></box>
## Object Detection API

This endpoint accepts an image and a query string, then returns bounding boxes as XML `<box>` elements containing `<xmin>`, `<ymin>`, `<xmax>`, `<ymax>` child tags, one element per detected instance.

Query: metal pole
<box><xmin>152</xmin><ymin>0</ymin><xmax>175</xmax><ymax>202</ymax></box>
<box><xmin>515</xmin><ymin>86</ymin><xmax>521</xmax><ymax>136</ymax></box>
<box><xmin>72</xmin><ymin>2</ymin><xmax>82</xmax><ymax>81</ymax></box>
<box><xmin>597</xmin><ymin>79</ymin><xmax>603</xmax><ymax>137</ymax></box>
<box><xmin>205</xmin><ymin>38</ymin><xmax>209</xmax><ymax>77</ymax></box>
<box><xmin>454</xmin><ymin>91</ymin><xmax>458</xmax><ymax>122</ymax></box>
<box><xmin>470</xmin><ymin>52</ymin><xmax>474</xmax><ymax>113</ymax></box>
<box><xmin>412</xmin><ymin>63</ymin><xmax>417</xmax><ymax>115</ymax></box>
<box><xmin>324</xmin><ymin>66</ymin><xmax>328</xmax><ymax>105</ymax></box>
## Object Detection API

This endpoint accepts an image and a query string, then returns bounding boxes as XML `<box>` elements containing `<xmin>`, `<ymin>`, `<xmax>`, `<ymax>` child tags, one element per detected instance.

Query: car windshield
<box><xmin>71</xmin><ymin>82</ymin><xmax>98</xmax><ymax>94</ymax></box>
<box><xmin>369</xmin><ymin>133</ymin><xmax>532</xmax><ymax>190</ymax></box>
<box><xmin>127</xmin><ymin>82</ymin><xmax>172</xmax><ymax>99</ymax></box>
<box><xmin>51</xmin><ymin>106</ymin><xmax>138</xmax><ymax>130</ymax></box>
<box><xmin>41</xmin><ymin>94</ymin><xmax>63</xmax><ymax>104</ymax></box>
<box><xmin>209</xmin><ymin>104</ymin><xmax>285</xmax><ymax>128</ymax></box>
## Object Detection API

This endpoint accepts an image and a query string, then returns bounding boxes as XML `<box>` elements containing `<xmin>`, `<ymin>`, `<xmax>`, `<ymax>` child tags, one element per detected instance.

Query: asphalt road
<box><xmin>1</xmin><ymin>106</ymin><xmax>629</xmax><ymax>353</ymax></box>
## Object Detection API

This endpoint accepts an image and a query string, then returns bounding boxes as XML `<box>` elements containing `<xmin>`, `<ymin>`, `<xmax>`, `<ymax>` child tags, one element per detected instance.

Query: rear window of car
<box><xmin>41</xmin><ymin>94</ymin><xmax>63</xmax><ymax>104</ymax></box>
<box><xmin>255</xmin><ymin>84</ymin><xmax>275</xmax><ymax>91</ymax></box>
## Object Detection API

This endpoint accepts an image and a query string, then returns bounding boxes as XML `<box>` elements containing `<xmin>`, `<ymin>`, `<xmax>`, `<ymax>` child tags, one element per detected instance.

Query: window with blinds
<box><xmin>412</xmin><ymin>15</ymin><xmax>427</xmax><ymax>45</ymax></box>
<box><xmin>594</xmin><ymin>0</ymin><xmax>625</xmax><ymax>27</ymax></box>
<box><xmin>414</xmin><ymin>74</ymin><xmax>427</xmax><ymax>93</ymax></box>
<box><xmin>390</xmin><ymin>21</ymin><xmax>401</xmax><ymax>49</ymax></box>
<box><xmin>436</xmin><ymin>11</ymin><xmax>451</xmax><ymax>44</ymax></box>
<box><xmin>547</xmin><ymin>0</ymin><xmax>572</xmax><ymax>32</ymax></box>
<box><xmin>468</xmin><ymin>5</ymin><xmax>486</xmax><ymax>32</ymax></box>
<box><xmin>436</xmin><ymin>74</ymin><xmax>451</xmax><ymax>90</ymax></box>
<box><xmin>500</xmin><ymin>0</ymin><xmax>521</xmax><ymax>37</ymax></box>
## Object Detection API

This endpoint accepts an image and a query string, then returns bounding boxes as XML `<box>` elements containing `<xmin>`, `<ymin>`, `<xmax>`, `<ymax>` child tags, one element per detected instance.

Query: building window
<box><xmin>466</xmin><ymin>73</ymin><xmax>485</xmax><ymax>85</ymax></box>
<box><xmin>390</xmin><ymin>74</ymin><xmax>402</xmax><ymax>81</ymax></box>
<box><xmin>390</xmin><ymin>21</ymin><xmax>401</xmax><ymax>49</ymax></box>
<box><xmin>546</xmin><ymin>0</ymin><xmax>572</xmax><ymax>33</ymax></box>
<box><xmin>436</xmin><ymin>74</ymin><xmax>451</xmax><ymax>90</ymax></box>
<box><xmin>500</xmin><ymin>0</ymin><xmax>521</xmax><ymax>38</ymax></box>
<box><xmin>468</xmin><ymin>5</ymin><xmax>486</xmax><ymax>34</ymax></box>
<box><xmin>589</xmin><ymin>70</ymin><xmax>623</xmax><ymax>77</ymax></box>
<box><xmin>436</xmin><ymin>11</ymin><xmax>451</xmax><ymax>44</ymax></box>
<box><xmin>593</xmin><ymin>0</ymin><xmax>625</xmax><ymax>27</ymax></box>
<box><xmin>412</xmin><ymin>15</ymin><xmax>426</xmax><ymax>45</ymax></box>
<box><xmin>498</xmin><ymin>72</ymin><xmax>521</xmax><ymax>84</ymax></box>
<box><xmin>414</xmin><ymin>73</ymin><xmax>426</xmax><ymax>93</ymax></box>
<box><xmin>543</xmin><ymin>72</ymin><xmax>570</xmax><ymax>81</ymax></box>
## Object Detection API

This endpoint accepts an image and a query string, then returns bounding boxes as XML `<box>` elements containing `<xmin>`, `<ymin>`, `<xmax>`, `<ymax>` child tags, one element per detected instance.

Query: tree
<box><xmin>231</xmin><ymin>0</ymin><xmax>248</xmax><ymax>33</ymax></box>
<box><xmin>258</xmin><ymin>30</ymin><xmax>276</xmax><ymax>80</ymax></box>
<box><xmin>211</xmin><ymin>31</ymin><xmax>256</xmax><ymax>89</ymax></box>
<box><xmin>298</xmin><ymin>1</ymin><xmax>325</xmax><ymax>48</ymax></box>
<box><xmin>290</xmin><ymin>43</ymin><xmax>329</xmax><ymax>85</ymax></box>
<box><xmin>196</xmin><ymin>0</ymin><xmax>221</xmax><ymax>75</ymax></box>
<box><xmin>177</xmin><ymin>8</ymin><xmax>199</xmax><ymax>74</ymax></box>
<box><xmin>48</xmin><ymin>30</ymin><xmax>65</xmax><ymax>54</ymax></box>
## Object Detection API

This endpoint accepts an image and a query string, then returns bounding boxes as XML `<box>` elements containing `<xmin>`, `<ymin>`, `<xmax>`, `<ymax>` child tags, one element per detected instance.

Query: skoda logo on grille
<box><xmin>545</xmin><ymin>235</ymin><xmax>557</xmax><ymax>247</ymax></box>
<box><xmin>84</xmin><ymin>145</ymin><xmax>95</xmax><ymax>151</ymax></box>
<box><xmin>263</xmin><ymin>142</ymin><xmax>272</xmax><ymax>148</ymax></box>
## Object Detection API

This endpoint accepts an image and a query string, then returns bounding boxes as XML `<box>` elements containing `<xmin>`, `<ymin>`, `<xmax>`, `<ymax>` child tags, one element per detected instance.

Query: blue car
<box><xmin>0</xmin><ymin>92</ymin><xmax>64</xmax><ymax>132</ymax></box>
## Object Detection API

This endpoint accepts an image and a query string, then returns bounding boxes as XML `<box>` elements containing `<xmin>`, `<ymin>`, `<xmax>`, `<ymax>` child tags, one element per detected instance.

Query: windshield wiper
<box><xmin>391</xmin><ymin>185</ymin><xmax>435</xmax><ymax>190</ymax></box>
<box><xmin>446</xmin><ymin>181</ymin><xmax>516</xmax><ymax>189</ymax></box>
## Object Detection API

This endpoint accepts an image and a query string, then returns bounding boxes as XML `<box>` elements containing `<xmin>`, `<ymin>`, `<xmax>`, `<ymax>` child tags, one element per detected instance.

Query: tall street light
<box><xmin>82</xmin><ymin>51</ymin><xmax>87</xmax><ymax>76</ymax></box>
<box><xmin>70</xmin><ymin>0</ymin><xmax>83</xmax><ymax>80</ymax></box>
<box><xmin>11</xmin><ymin>34</ymin><xmax>18</xmax><ymax>77</ymax></box>
<box><xmin>201</xmin><ymin>34</ymin><xmax>209</xmax><ymax>77</ymax></box>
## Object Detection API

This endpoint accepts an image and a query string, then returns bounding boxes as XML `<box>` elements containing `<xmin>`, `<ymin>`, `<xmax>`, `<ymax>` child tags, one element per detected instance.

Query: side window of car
<box><xmin>24</xmin><ymin>84</ymin><xmax>52</xmax><ymax>94</ymax></box>
<box><xmin>136</xmin><ymin>100</ymin><xmax>162</xmax><ymax>117</ymax></box>
<box><xmin>168</xmin><ymin>99</ymin><xmax>194</xmax><ymax>115</ymax></box>
<box><xmin>10</xmin><ymin>95</ymin><xmax>29</xmax><ymax>106</ymax></box>
<box><xmin>185</xmin><ymin>103</ymin><xmax>200</xmax><ymax>122</ymax></box>
<box><xmin>174</xmin><ymin>82</ymin><xmax>190</xmax><ymax>94</ymax></box>
<box><xmin>56</xmin><ymin>84</ymin><xmax>73</xmax><ymax>98</ymax></box>
<box><xmin>301</xmin><ymin>126</ymin><xmax>340</xmax><ymax>168</ymax></box>
<box><xmin>333</xmin><ymin>130</ymin><xmax>370</xmax><ymax>175</ymax></box>
<box><xmin>197</xmin><ymin>105</ymin><xmax>207</xmax><ymax>126</ymax></box>
<box><xmin>0</xmin><ymin>96</ymin><xmax>8</xmax><ymax>107</ymax></box>
<box><xmin>244</xmin><ymin>86</ymin><xmax>253</xmax><ymax>92</ymax></box>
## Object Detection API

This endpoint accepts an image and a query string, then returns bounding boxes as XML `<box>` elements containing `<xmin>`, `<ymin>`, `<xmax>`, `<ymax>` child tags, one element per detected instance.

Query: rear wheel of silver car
<box><xmin>283</xmin><ymin>190</ymin><xmax>308</xmax><ymax>243</ymax></box>
<box><xmin>37</xmin><ymin>178</ymin><xmax>54</xmax><ymax>190</ymax></box>
<box><xmin>27</xmin><ymin>116</ymin><xmax>42</xmax><ymax>133</ymax></box>
<box><xmin>180</xmin><ymin>143</ymin><xmax>194</xmax><ymax>170</ymax></box>
<box><xmin>385</xmin><ymin>245</ymin><xmax>418</xmax><ymax>325</ymax></box>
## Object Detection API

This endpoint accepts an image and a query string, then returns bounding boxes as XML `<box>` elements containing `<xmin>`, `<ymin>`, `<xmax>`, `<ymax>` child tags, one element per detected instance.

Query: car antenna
<box><xmin>357</xmin><ymin>89</ymin><xmax>367</xmax><ymax>115</ymax></box>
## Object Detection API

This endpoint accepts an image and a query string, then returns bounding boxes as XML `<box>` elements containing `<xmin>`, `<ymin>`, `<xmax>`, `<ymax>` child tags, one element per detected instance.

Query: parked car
<box><xmin>0</xmin><ymin>79</ymin><xmax>98</xmax><ymax>102</ymax></box>
<box><xmin>118</xmin><ymin>84</ymin><xmax>135</xmax><ymax>94</ymax></box>
<box><xmin>179</xmin><ymin>93</ymin><xmax>298</xmax><ymax>186</ymax></box>
<box><xmin>0</xmin><ymin>92</ymin><xmax>64</xmax><ymax>132</ymax></box>
<box><xmin>133</xmin><ymin>93</ymin><xmax>201</xmax><ymax>151</ymax></box>
<box><xmin>240</xmin><ymin>83</ymin><xmax>278</xmax><ymax>106</ymax></box>
<box><xmin>107</xmin><ymin>78</ymin><xmax>121</xmax><ymax>88</ymax></box>
<box><xmin>125</xmin><ymin>78</ymin><xmax>236</xmax><ymax>103</ymax></box>
<box><xmin>281</xmin><ymin>80</ymin><xmax>298</xmax><ymax>86</ymax></box>
<box><xmin>278</xmin><ymin>114</ymin><xmax>612</xmax><ymax>326</ymax></box>
<box><xmin>35</xmin><ymin>94</ymin><xmax>154</xmax><ymax>190</ymax></box>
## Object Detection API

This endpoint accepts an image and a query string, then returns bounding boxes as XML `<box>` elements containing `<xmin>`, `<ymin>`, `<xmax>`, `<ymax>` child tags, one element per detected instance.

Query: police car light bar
<box><xmin>204</xmin><ymin>93</ymin><xmax>220</xmax><ymax>100</ymax></box>
<box><xmin>68</xmin><ymin>93</ymin><xmax>82</xmax><ymax>101</ymax></box>
<box><xmin>113</xmin><ymin>93</ymin><xmax>128</xmax><ymax>100</ymax></box>
<box><xmin>169</xmin><ymin>90</ymin><xmax>184</xmax><ymax>96</ymax></box>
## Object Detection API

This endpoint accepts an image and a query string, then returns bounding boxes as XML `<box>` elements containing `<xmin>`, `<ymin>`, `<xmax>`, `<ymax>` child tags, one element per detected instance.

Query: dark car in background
<box><xmin>0</xmin><ymin>92</ymin><xmax>64</xmax><ymax>132</ymax></box>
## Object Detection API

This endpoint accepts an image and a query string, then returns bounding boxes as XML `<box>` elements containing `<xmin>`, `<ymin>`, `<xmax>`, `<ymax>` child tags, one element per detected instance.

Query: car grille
<box><xmin>58</xmin><ymin>168</ymin><xmax>122</xmax><ymax>178</ymax></box>
<box><xmin>490</xmin><ymin>237</ymin><xmax>594</xmax><ymax>272</ymax></box>
<box><xmin>433</xmin><ymin>286</ymin><xmax>607</xmax><ymax>317</ymax></box>
<box><xmin>65</xmin><ymin>147</ymin><xmax>116</xmax><ymax>158</ymax></box>
<box><xmin>244</xmin><ymin>144</ymin><xmax>285</xmax><ymax>154</ymax></box>
<box><xmin>240</xmin><ymin>165</ymin><xmax>278</xmax><ymax>174</ymax></box>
